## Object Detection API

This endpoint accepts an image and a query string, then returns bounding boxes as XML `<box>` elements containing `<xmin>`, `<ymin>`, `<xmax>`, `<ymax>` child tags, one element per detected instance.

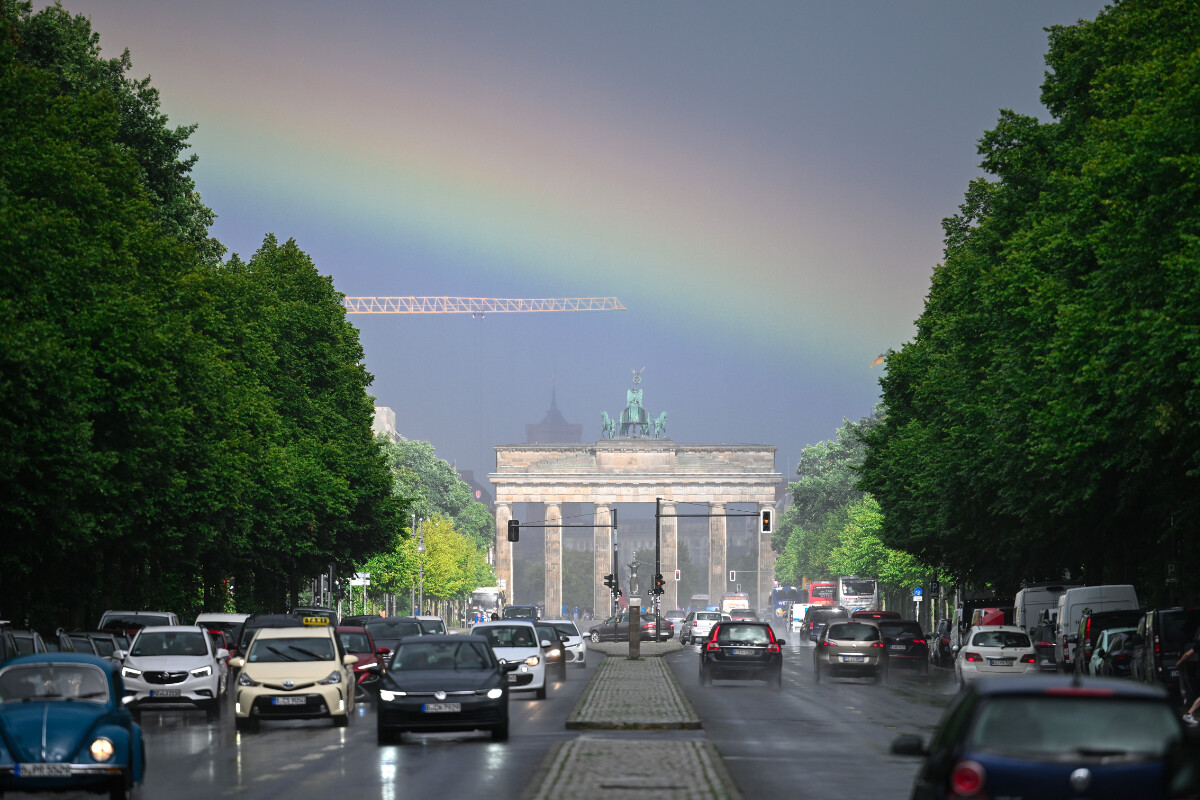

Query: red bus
<box><xmin>808</xmin><ymin>581</ymin><xmax>837</xmax><ymax>607</ymax></box>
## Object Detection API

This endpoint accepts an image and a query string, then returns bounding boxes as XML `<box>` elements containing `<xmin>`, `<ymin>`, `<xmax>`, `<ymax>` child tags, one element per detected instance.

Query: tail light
<box><xmin>1020</xmin><ymin>654</ymin><xmax>1036</xmax><ymax>663</ymax></box>
<box><xmin>941</xmin><ymin>637</ymin><xmax>950</xmax><ymax>645</ymax></box>
<box><xmin>871</xmin><ymin>641</ymin><xmax>885</xmax><ymax>648</ymax></box>
<box><xmin>964</xmin><ymin>652</ymin><xmax>982</xmax><ymax>662</ymax></box>
<box><xmin>692</xmin><ymin>620</ymin><xmax>698</xmax><ymax>627</ymax></box>
<box><xmin>949</xmin><ymin>760</ymin><xmax>986</xmax><ymax>796</ymax></box>
<box><xmin>706</xmin><ymin>640</ymin><xmax>721</xmax><ymax>652</ymax></box>
<box><xmin>767</xmin><ymin>642</ymin><xmax>781</xmax><ymax>653</ymax></box>
<box><xmin>1154</xmin><ymin>635</ymin><xmax>1160</xmax><ymax>656</ymax></box>
<box><xmin>1063</xmin><ymin>635</ymin><xmax>1071</xmax><ymax>662</ymax></box>
<box><xmin>1036</xmin><ymin>641</ymin><xmax>1054</xmax><ymax>648</ymax></box>
<box><xmin>912</xmin><ymin>639</ymin><xmax>926</xmax><ymax>646</ymax></box>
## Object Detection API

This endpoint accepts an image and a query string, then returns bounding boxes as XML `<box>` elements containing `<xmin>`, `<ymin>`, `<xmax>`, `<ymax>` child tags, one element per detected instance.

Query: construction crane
<box><xmin>342</xmin><ymin>297</ymin><xmax>626</xmax><ymax>314</ymax></box>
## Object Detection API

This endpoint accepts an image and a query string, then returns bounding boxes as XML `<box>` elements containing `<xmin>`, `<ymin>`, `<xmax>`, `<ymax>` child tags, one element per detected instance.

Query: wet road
<box><xmin>667</xmin><ymin>623</ymin><xmax>956</xmax><ymax>798</ymax></box>
<box><xmin>10</xmin><ymin>632</ymin><xmax>957</xmax><ymax>799</ymax></box>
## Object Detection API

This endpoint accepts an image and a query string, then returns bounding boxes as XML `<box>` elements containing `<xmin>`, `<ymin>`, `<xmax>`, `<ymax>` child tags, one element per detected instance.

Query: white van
<box><xmin>1014</xmin><ymin>584</ymin><xmax>1079</xmax><ymax>631</ymax></box>
<box><xmin>1054</xmin><ymin>585</ymin><xmax>1139</xmax><ymax>671</ymax></box>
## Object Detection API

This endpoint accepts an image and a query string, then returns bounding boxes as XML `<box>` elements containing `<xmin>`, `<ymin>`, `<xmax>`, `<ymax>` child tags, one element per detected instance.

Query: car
<box><xmin>535</xmin><ymin>623</ymin><xmax>569</xmax><ymax>680</ymax></box>
<box><xmin>336</xmin><ymin>626</ymin><xmax>388</xmax><ymax>702</ymax></box>
<box><xmin>1030</xmin><ymin>621</ymin><xmax>1061</xmax><ymax>672</ymax></box>
<box><xmin>1097</xmin><ymin>630</ymin><xmax>1139</xmax><ymax>678</ymax></box>
<box><xmin>0</xmin><ymin>654</ymin><xmax>146</xmax><ymax>799</ymax></box>
<box><xmin>728</xmin><ymin>608</ymin><xmax>759</xmax><ymax>621</ymax></box>
<box><xmin>852</xmin><ymin>610</ymin><xmax>902</xmax><ymax>622</ymax></box>
<box><xmin>877</xmin><ymin>619</ymin><xmax>929</xmax><ymax>675</ymax></box>
<box><xmin>235</xmin><ymin>612</ymin><xmax>335</xmax><ymax>658</ymax></box>
<box><xmin>813</xmin><ymin>620</ymin><xmax>887</xmax><ymax>683</ymax></box>
<box><xmin>698</xmin><ymin>620</ymin><xmax>784</xmax><ymax>688</ymax></box>
<box><xmin>291</xmin><ymin>606</ymin><xmax>340</xmax><ymax>626</ymax></box>
<box><xmin>929</xmin><ymin>618</ymin><xmax>954</xmax><ymax>668</ymax></box>
<box><xmin>541</xmin><ymin>619</ymin><xmax>588</xmax><ymax>669</ymax></box>
<box><xmin>2</xmin><ymin>627</ymin><xmax>47</xmax><ymax>659</ymax></box>
<box><xmin>1074</xmin><ymin>608</ymin><xmax>1143</xmax><ymax>676</ymax></box>
<box><xmin>680</xmin><ymin>610</ymin><xmax>722</xmax><ymax>645</ymax></box>
<box><xmin>589</xmin><ymin>611</ymin><xmax>673</xmax><ymax>642</ymax></box>
<box><xmin>806</xmin><ymin>607</ymin><xmax>850</xmax><ymax>642</ymax></box>
<box><xmin>194</xmin><ymin>613</ymin><xmax>250</xmax><ymax>657</ymax></box>
<box><xmin>375</xmin><ymin>634</ymin><xmax>518</xmax><ymax>744</ymax></box>
<box><xmin>501</xmin><ymin>605</ymin><xmax>539</xmax><ymax>622</ymax></box>
<box><xmin>229</xmin><ymin>624</ymin><xmax>357</xmax><ymax>732</ymax></box>
<box><xmin>364</xmin><ymin>617</ymin><xmax>425</xmax><ymax>664</ymax></box>
<box><xmin>0</xmin><ymin>624</ymin><xmax>18</xmax><ymax>664</ymax></box>
<box><xmin>416</xmin><ymin>616</ymin><xmax>448</xmax><ymax>635</ymax></box>
<box><xmin>1091</xmin><ymin>627</ymin><xmax>1137</xmax><ymax>677</ymax></box>
<box><xmin>955</xmin><ymin>625</ymin><xmax>1038</xmax><ymax>687</ymax></box>
<box><xmin>340</xmin><ymin>614</ymin><xmax>380</xmax><ymax>627</ymax></box>
<box><xmin>97</xmin><ymin>610</ymin><xmax>180</xmax><ymax>637</ymax></box>
<box><xmin>1131</xmin><ymin>606</ymin><xmax>1200</xmax><ymax>699</ymax></box>
<box><xmin>891</xmin><ymin>676</ymin><xmax>1197</xmax><ymax>800</ymax></box>
<box><xmin>470</xmin><ymin>620</ymin><xmax>548</xmax><ymax>699</ymax></box>
<box><xmin>119</xmin><ymin>625</ymin><xmax>228</xmax><ymax>720</ymax></box>
<box><xmin>664</xmin><ymin>609</ymin><xmax>687</xmax><ymax>631</ymax></box>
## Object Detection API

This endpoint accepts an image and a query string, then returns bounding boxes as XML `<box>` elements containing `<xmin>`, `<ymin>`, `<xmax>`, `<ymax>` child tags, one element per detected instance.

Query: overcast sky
<box><xmin>71</xmin><ymin>0</ymin><xmax>1108</xmax><ymax>482</ymax></box>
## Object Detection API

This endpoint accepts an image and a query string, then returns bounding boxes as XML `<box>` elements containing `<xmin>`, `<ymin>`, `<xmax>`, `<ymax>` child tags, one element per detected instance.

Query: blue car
<box><xmin>0</xmin><ymin>653</ymin><xmax>145</xmax><ymax>799</ymax></box>
<box><xmin>891</xmin><ymin>675</ymin><xmax>1198</xmax><ymax>799</ymax></box>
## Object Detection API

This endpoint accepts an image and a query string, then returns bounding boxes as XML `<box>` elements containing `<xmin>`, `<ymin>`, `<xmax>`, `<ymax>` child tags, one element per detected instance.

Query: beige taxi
<box><xmin>229</xmin><ymin>624</ymin><xmax>358</xmax><ymax>732</ymax></box>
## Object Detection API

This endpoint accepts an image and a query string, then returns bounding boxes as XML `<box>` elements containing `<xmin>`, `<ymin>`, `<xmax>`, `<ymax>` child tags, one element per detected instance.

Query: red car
<box><xmin>336</xmin><ymin>626</ymin><xmax>388</xmax><ymax>701</ymax></box>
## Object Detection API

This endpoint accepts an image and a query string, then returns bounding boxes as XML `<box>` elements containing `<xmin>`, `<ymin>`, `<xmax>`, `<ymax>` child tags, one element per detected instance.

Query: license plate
<box><xmin>989</xmin><ymin>659</ymin><xmax>1014</xmax><ymax>667</ymax></box>
<box><xmin>272</xmin><ymin>696</ymin><xmax>306</xmax><ymax>706</ymax></box>
<box><xmin>841</xmin><ymin>656</ymin><xmax>865</xmax><ymax>663</ymax></box>
<box><xmin>890</xmin><ymin>645</ymin><xmax>906</xmax><ymax>650</ymax></box>
<box><xmin>730</xmin><ymin>648</ymin><xmax>753</xmax><ymax>656</ymax></box>
<box><xmin>422</xmin><ymin>703</ymin><xmax>461</xmax><ymax>713</ymax></box>
<box><xmin>1170</xmin><ymin>669</ymin><xmax>1180</xmax><ymax>677</ymax></box>
<box><xmin>150</xmin><ymin>689</ymin><xmax>181</xmax><ymax>697</ymax></box>
<box><xmin>507</xmin><ymin>674</ymin><xmax>518</xmax><ymax>683</ymax></box>
<box><xmin>17</xmin><ymin>763</ymin><xmax>71</xmax><ymax>777</ymax></box>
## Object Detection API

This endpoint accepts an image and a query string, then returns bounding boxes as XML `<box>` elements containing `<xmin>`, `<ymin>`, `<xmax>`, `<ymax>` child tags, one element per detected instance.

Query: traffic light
<box><xmin>761</xmin><ymin>508</ymin><xmax>773</xmax><ymax>533</ymax></box>
<box><xmin>729</xmin><ymin>570</ymin><xmax>736</xmax><ymax>582</ymax></box>
<box><xmin>507</xmin><ymin>519</ymin><xmax>520</xmax><ymax>542</ymax></box>
<box><xmin>603</xmin><ymin>573</ymin><xmax>616</xmax><ymax>592</ymax></box>
<box><xmin>674</xmin><ymin>569</ymin><xmax>681</xmax><ymax>582</ymax></box>
<box><xmin>653</xmin><ymin>573</ymin><xmax>665</xmax><ymax>595</ymax></box>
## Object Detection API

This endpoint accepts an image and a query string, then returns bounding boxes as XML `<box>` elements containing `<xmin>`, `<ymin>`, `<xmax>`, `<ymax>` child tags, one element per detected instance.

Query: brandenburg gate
<box><xmin>489</xmin><ymin>371</ymin><xmax>780</xmax><ymax>616</ymax></box>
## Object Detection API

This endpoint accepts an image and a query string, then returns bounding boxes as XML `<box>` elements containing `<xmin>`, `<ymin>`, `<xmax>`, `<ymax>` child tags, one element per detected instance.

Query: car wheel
<box><xmin>591</xmin><ymin>631</ymin><xmax>601</xmax><ymax>643</ymax></box>
<box><xmin>491</xmin><ymin>722</ymin><xmax>509</xmax><ymax>741</ymax></box>
<box><xmin>109</xmin><ymin>775</ymin><xmax>130</xmax><ymax>800</ymax></box>
<box><xmin>535</xmin><ymin>684</ymin><xmax>547</xmax><ymax>700</ymax></box>
<box><xmin>235</xmin><ymin>716</ymin><xmax>258</xmax><ymax>734</ymax></box>
<box><xmin>333</xmin><ymin>713</ymin><xmax>349</xmax><ymax>728</ymax></box>
<box><xmin>377</xmin><ymin>726</ymin><xmax>395</xmax><ymax>745</ymax></box>
<box><xmin>700</xmin><ymin>665</ymin><xmax>712</xmax><ymax>686</ymax></box>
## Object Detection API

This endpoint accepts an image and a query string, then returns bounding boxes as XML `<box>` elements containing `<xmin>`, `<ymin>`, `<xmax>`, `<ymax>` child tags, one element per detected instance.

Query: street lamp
<box><xmin>417</xmin><ymin>519</ymin><xmax>426</xmax><ymax>615</ymax></box>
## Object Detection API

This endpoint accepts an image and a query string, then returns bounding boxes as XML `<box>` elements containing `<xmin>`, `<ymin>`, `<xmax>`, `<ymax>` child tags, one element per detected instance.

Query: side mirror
<box><xmin>343</xmin><ymin>654</ymin><xmax>359</xmax><ymax>666</ymax></box>
<box><xmin>216</xmin><ymin>648</ymin><xmax>229</xmax><ymax>661</ymax></box>
<box><xmin>376</xmin><ymin>648</ymin><xmax>390</xmax><ymax>656</ymax></box>
<box><xmin>114</xmin><ymin>650</ymin><xmax>128</xmax><ymax>661</ymax></box>
<box><xmin>777</xmin><ymin>639</ymin><xmax>787</xmax><ymax>646</ymax></box>
<box><xmin>952</xmin><ymin>645</ymin><xmax>960</xmax><ymax>653</ymax></box>
<box><xmin>1095</xmin><ymin>649</ymin><xmax>1105</xmax><ymax>659</ymax></box>
<box><xmin>540</xmin><ymin>639</ymin><xmax>553</xmax><ymax>649</ymax></box>
<box><xmin>228</xmin><ymin>656</ymin><xmax>246</xmax><ymax>669</ymax></box>
<box><xmin>890</xmin><ymin>734</ymin><xmax>928</xmax><ymax>757</ymax></box>
<box><xmin>360</xmin><ymin>663</ymin><xmax>382</xmax><ymax>673</ymax></box>
<box><xmin>500</xmin><ymin>660</ymin><xmax>521</xmax><ymax>673</ymax></box>
<box><xmin>1067</xmin><ymin>634</ymin><xmax>1078</xmax><ymax>644</ymax></box>
<box><xmin>560</xmin><ymin>635</ymin><xmax>570</xmax><ymax>643</ymax></box>
<box><xmin>121</xmin><ymin>695</ymin><xmax>136</xmax><ymax>706</ymax></box>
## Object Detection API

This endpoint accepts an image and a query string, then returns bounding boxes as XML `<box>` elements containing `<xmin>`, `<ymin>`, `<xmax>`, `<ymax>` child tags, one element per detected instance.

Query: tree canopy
<box><xmin>858</xmin><ymin>0</ymin><xmax>1200</xmax><ymax>602</ymax></box>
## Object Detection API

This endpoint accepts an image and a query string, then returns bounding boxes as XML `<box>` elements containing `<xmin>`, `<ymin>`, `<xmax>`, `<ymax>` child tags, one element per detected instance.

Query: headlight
<box><xmin>121</xmin><ymin>667</ymin><xmax>141</xmax><ymax>679</ymax></box>
<box><xmin>317</xmin><ymin>670</ymin><xmax>342</xmax><ymax>685</ymax></box>
<box><xmin>190</xmin><ymin>666</ymin><xmax>212</xmax><ymax>678</ymax></box>
<box><xmin>378</xmin><ymin>689</ymin><xmax>405</xmax><ymax>702</ymax></box>
<box><xmin>90</xmin><ymin>738</ymin><xmax>114</xmax><ymax>762</ymax></box>
<box><xmin>524</xmin><ymin>655</ymin><xmax>540</xmax><ymax>667</ymax></box>
<box><xmin>237</xmin><ymin>671</ymin><xmax>260</xmax><ymax>687</ymax></box>
<box><xmin>486</xmin><ymin>688</ymin><xmax>503</xmax><ymax>699</ymax></box>
<box><xmin>548</xmin><ymin>649</ymin><xmax>562</xmax><ymax>658</ymax></box>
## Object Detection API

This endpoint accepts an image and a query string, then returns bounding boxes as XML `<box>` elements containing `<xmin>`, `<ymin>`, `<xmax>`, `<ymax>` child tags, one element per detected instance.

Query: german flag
<box><xmin>871</xmin><ymin>353</ymin><xmax>885</xmax><ymax>368</ymax></box>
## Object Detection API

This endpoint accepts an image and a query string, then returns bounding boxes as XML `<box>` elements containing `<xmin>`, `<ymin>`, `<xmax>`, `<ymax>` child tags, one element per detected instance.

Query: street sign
<box><xmin>498</xmin><ymin>579</ymin><xmax>506</xmax><ymax>589</ymax></box>
<box><xmin>913</xmin><ymin>587</ymin><xmax>923</xmax><ymax>597</ymax></box>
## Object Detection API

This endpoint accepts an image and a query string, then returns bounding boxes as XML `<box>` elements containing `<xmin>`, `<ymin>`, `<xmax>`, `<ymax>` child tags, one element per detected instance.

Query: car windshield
<box><xmin>476</xmin><ymin>626</ymin><xmax>536</xmax><ymax>648</ymax></box>
<box><xmin>131</xmin><ymin>632</ymin><xmax>208</xmax><ymax>657</ymax></box>
<box><xmin>0</xmin><ymin>663</ymin><xmax>109</xmax><ymax>703</ymax></box>
<box><xmin>418</xmin><ymin>619</ymin><xmax>446</xmax><ymax>634</ymax></box>
<box><xmin>972</xmin><ymin>631</ymin><xmax>1031</xmax><ymax>648</ymax></box>
<box><xmin>810</xmin><ymin>586</ymin><xmax>836</xmax><ymax>599</ymax></box>
<box><xmin>366</xmin><ymin>621</ymin><xmax>422</xmax><ymax>638</ymax></box>
<box><xmin>696</xmin><ymin>613</ymin><xmax>720</xmax><ymax>622</ymax></box>
<box><xmin>338</xmin><ymin>632</ymin><xmax>371</xmax><ymax>653</ymax></box>
<box><xmin>247</xmin><ymin>636</ymin><xmax>335</xmax><ymax>662</ymax></box>
<box><xmin>878</xmin><ymin>622</ymin><xmax>925</xmax><ymax>639</ymax></box>
<box><xmin>551</xmin><ymin>623</ymin><xmax>579</xmax><ymax>637</ymax></box>
<box><xmin>91</xmin><ymin>638</ymin><xmax>116</xmax><ymax>657</ymax></box>
<box><xmin>392</xmin><ymin>641</ymin><xmax>493</xmax><ymax>671</ymax></box>
<box><xmin>969</xmin><ymin>696</ymin><xmax>1180</xmax><ymax>758</ymax></box>
<box><xmin>827</xmin><ymin>624</ymin><xmax>879</xmax><ymax>641</ymax></box>
<box><xmin>715</xmin><ymin>624</ymin><xmax>771</xmax><ymax>645</ymax></box>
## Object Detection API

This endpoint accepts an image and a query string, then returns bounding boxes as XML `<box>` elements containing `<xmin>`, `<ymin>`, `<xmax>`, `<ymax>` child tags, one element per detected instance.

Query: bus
<box><xmin>837</xmin><ymin>576</ymin><xmax>879</xmax><ymax>611</ymax></box>
<box><xmin>720</xmin><ymin>592</ymin><xmax>750</xmax><ymax>614</ymax></box>
<box><xmin>770</xmin><ymin>586</ymin><xmax>803</xmax><ymax>619</ymax></box>
<box><xmin>470</xmin><ymin>587</ymin><xmax>503</xmax><ymax>618</ymax></box>
<box><xmin>688</xmin><ymin>593</ymin><xmax>712</xmax><ymax>612</ymax></box>
<box><xmin>808</xmin><ymin>581</ymin><xmax>837</xmax><ymax>608</ymax></box>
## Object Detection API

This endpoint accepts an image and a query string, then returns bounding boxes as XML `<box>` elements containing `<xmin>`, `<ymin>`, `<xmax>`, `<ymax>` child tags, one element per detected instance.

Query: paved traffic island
<box><xmin>567</xmin><ymin>651</ymin><xmax>699</xmax><ymax>729</ymax></box>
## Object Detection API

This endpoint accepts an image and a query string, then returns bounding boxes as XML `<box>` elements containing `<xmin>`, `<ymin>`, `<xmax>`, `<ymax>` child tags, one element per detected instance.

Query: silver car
<box><xmin>680</xmin><ymin>611</ymin><xmax>722</xmax><ymax>645</ymax></box>
<box><xmin>541</xmin><ymin>619</ymin><xmax>588</xmax><ymax>669</ymax></box>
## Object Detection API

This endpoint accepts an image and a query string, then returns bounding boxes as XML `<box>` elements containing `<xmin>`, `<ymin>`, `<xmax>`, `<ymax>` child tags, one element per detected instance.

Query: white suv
<box><xmin>121</xmin><ymin>625</ymin><xmax>228</xmax><ymax>720</ymax></box>
<box><xmin>680</xmin><ymin>611</ymin><xmax>722</xmax><ymax>645</ymax></box>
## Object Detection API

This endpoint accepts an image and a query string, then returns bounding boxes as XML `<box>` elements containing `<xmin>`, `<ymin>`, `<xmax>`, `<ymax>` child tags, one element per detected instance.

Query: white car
<box><xmin>680</xmin><ymin>611</ymin><xmax>722</xmax><ymax>645</ymax></box>
<box><xmin>120</xmin><ymin>625</ymin><xmax>228</xmax><ymax>720</ymax></box>
<box><xmin>470</xmin><ymin>620</ymin><xmax>548</xmax><ymax>699</ymax></box>
<box><xmin>955</xmin><ymin>625</ymin><xmax>1039</xmax><ymax>686</ymax></box>
<box><xmin>541</xmin><ymin>619</ymin><xmax>588</xmax><ymax>669</ymax></box>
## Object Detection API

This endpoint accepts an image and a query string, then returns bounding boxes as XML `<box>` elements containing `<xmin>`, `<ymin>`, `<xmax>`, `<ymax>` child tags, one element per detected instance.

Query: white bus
<box><xmin>836</xmin><ymin>576</ymin><xmax>878</xmax><ymax>611</ymax></box>
<box><xmin>470</xmin><ymin>587</ymin><xmax>503</xmax><ymax>617</ymax></box>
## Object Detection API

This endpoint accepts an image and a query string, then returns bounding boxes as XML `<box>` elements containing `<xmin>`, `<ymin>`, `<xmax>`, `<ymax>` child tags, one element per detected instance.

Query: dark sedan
<box><xmin>892</xmin><ymin>676</ymin><xmax>1197</xmax><ymax>800</ymax></box>
<box><xmin>699</xmin><ymin>621</ymin><xmax>784</xmax><ymax>688</ymax></box>
<box><xmin>589</xmin><ymin>612</ymin><xmax>674</xmax><ymax>642</ymax></box>
<box><xmin>364</xmin><ymin>617</ymin><xmax>424</xmax><ymax>663</ymax></box>
<box><xmin>375</xmin><ymin>635</ymin><xmax>517</xmax><ymax>744</ymax></box>
<box><xmin>878</xmin><ymin>620</ymin><xmax>929</xmax><ymax>675</ymax></box>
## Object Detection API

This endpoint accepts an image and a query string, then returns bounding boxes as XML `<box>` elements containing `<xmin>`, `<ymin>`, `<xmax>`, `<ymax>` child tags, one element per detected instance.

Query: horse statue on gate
<box><xmin>600</xmin><ymin>410</ymin><xmax>617</xmax><ymax>439</ymax></box>
<box><xmin>652</xmin><ymin>411</ymin><xmax>668</xmax><ymax>439</ymax></box>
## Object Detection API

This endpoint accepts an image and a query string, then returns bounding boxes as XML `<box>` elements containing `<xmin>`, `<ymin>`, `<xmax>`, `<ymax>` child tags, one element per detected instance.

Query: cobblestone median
<box><xmin>587</xmin><ymin>640</ymin><xmax>684</xmax><ymax>657</ymax></box>
<box><xmin>567</xmin><ymin>655</ymin><xmax>700</xmax><ymax>729</ymax></box>
<box><xmin>522</xmin><ymin>737</ymin><xmax>742</xmax><ymax>800</ymax></box>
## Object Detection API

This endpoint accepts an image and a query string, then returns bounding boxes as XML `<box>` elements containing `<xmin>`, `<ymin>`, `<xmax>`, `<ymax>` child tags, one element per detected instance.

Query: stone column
<box><xmin>758</xmin><ymin>502</ymin><xmax>777</xmax><ymax>621</ymax></box>
<box><xmin>708</xmin><ymin>501</ymin><xmax>727</xmax><ymax>608</ymax></box>
<box><xmin>661</xmin><ymin>500</ymin><xmax>678</xmax><ymax>611</ymax></box>
<box><xmin>545</xmin><ymin>502</ymin><xmax>562</xmax><ymax>619</ymax></box>
<box><xmin>495</xmin><ymin>502</ymin><xmax>512</xmax><ymax>607</ymax></box>
<box><xmin>593</xmin><ymin>503</ymin><xmax>611</xmax><ymax>619</ymax></box>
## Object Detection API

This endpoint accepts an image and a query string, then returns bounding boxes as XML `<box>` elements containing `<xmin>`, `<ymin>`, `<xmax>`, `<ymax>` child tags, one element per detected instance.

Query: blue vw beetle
<box><xmin>0</xmin><ymin>653</ymin><xmax>145</xmax><ymax>799</ymax></box>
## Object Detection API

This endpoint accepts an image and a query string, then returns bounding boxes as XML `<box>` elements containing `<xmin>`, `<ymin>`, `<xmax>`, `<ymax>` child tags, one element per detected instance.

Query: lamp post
<box><xmin>417</xmin><ymin>518</ymin><xmax>426</xmax><ymax>615</ymax></box>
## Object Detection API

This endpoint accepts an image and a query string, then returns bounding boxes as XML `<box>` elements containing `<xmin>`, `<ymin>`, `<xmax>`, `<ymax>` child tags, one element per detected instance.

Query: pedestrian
<box><xmin>490</xmin><ymin>612</ymin><xmax>500</xmax><ymax>621</ymax></box>
<box><xmin>573</xmin><ymin>606</ymin><xmax>579</xmax><ymax>621</ymax></box>
<box><xmin>1176</xmin><ymin>626</ymin><xmax>1200</xmax><ymax>707</ymax></box>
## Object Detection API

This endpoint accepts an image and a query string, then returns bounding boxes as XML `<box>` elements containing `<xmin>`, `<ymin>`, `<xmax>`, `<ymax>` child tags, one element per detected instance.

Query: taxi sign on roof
<box><xmin>302</xmin><ymin>615</ymin><xmax>331</xmax><ymax>626</ymax></box>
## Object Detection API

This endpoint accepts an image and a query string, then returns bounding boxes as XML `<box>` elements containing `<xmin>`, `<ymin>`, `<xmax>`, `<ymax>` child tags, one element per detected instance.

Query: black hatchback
<box><xmin>699</xmin><ymin>621</ymin><xmax>784</xmax><ymax>689</ymax></box>
<box><xmin>877</xmin><ymin>619</ymin><xmax>929</xmax><ymax>675</ymax></box>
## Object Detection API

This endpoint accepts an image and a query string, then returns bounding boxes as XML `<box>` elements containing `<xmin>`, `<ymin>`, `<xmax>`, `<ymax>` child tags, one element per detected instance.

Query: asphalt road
<box><xmin>9</xmin><ymin>632</ymin><xmax>957</xmax><ymax>799</ymax></box>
